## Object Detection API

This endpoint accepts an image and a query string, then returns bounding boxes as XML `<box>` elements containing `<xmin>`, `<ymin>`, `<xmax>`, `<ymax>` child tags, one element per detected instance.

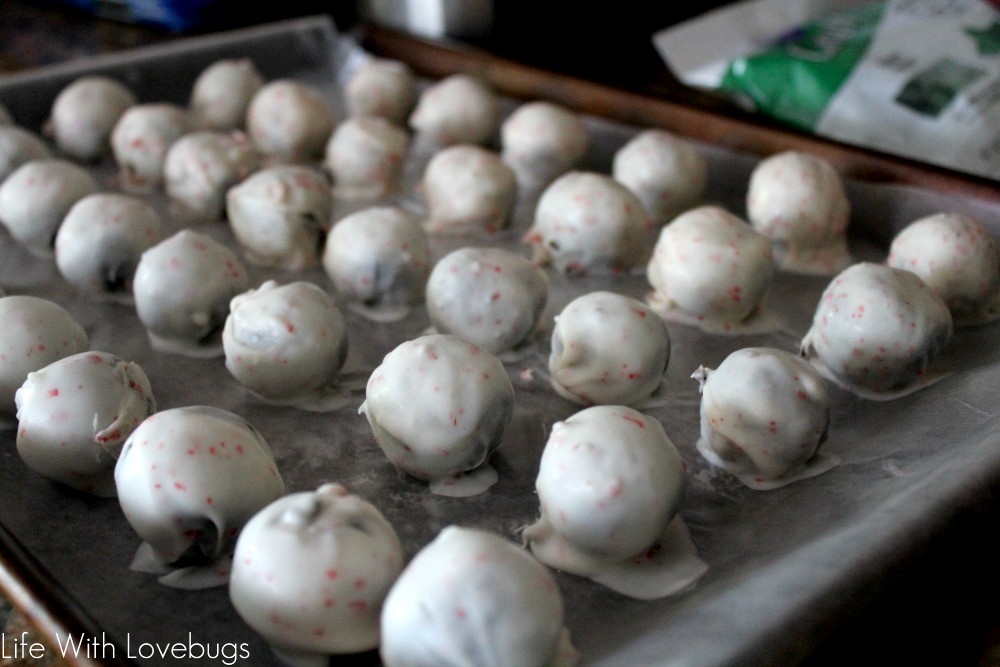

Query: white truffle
<box><xmin>0</xmin><ymin>296</ymin><xmax>89</xmax><ymax>420</ymax></box>
<box><xmin>524</xmin><ymin>171</ymin><xmax>651</xmax><ymax>275</ymax></box>
<box><xmin>246</xmin><ymin>79</ymin><xmax>335</xmax><ymax>163</ymax></box>
<box><xmin>322</xmin><ymin>206</ymin><xmax>431</xmax><ymax>321</ymax></box>
<box><xmin>359</xmin><ymin>334</ymin><xmax>515</xmax><ymax>497</ymax></box>
<box><xmin>225</xmin><ymin>164</ymin><xmax>333</xmax><ymax>271</ymax></box>
<box><xmin>380</xmin><ymin>527</ymin><xmax>578</xmax><ymax>667</ymax></box>
<box><xmin>0</xmin><ymin>125</ymin><xmax>52</xmax><ymax>183</ymax></box>
<box><xmin>523</xmin><ymin>405</ymin><xmax>706</xmax><ymax>599</ymax></box>
<box><xmin>746</xmin><ymin>150</ymin><xmax>852</xmax><ymax>275</ymax></box>
<box><xmin>345</xmin><ymin>58</ymin><xmax>418</xmax><ymax>126</ymax></box>
<box><xmin>646</xmin><ymin>205</ymin><xmax>775</xmax><ymax>334</ymax></box>
<box><xmin>422</xmin><ymin>144</ymin><xmax>516</xmax><ymax>236</ymax></box>
<box><xmin>189</xmin><ymin>58</ymin><xmax>264</xmax><ymax>131</ymax></box>
<box><xmin>325</xmin><ymin>116</ymin><xmax>409</xmax><ymax>200</ymax></box>
<box><xmin>111</xmin><ymin>103</ymin><xmax>191</xmax><ymax>192</ymax></box>
<box><xmin>612</xmin><ymin>129</ymin><xmax>707</xmax><ymax>225</ymax></box>
<box><xmin>163</xmin><ymin>131</ymin><xmax>259</xmax><ymax>222</ymax></box>
<box><xmin>0</xmin><ymin>158</ymin><xmax>101</xmax><ymax>257</ymax></box>
<box><xmin>409</xmin><ymin>74</ymin><xmax>500</xmax><ymax>147</ymax></box>
<box><xmin>133</xmin><ymin>230</ymin><xmax>250</xmax><ymax>358</ymax></box>
<box><xmin>54</xmin><ymin>193</ymin><xmax>163</xmax><ymax>299</ymax></box>
<box><xmin>230</xmin><ymin>484</ymin><xmax>404</xmax><ymax>661</ymax></box>
<box><xmin>886</xmin><ymin>212</ymin><xmax>1000</xmax><ymax>324</ymax></box>
<box><xmin>14</xmin><ymin>351</ymin><xmax>155</xmax><ymax>497</ymax></box>
<box><xmin>223</xmin><ymin>280</ymin><xmax>349</xmax><ymax>411</ymax></box>
<box><xmin>500</xmin><ymin>101</ymin><xmax>588</xmax><ymax>186</ymax></box>
<box><xmin>115</xmin><ymin>406</ymin><xmax>285</xmax><ymax>588</ymax></box>
<box><xmin>800</xmin><ymin>262</ymin><xmax>953</xmax><ymax>397</ymax></box>
<box><xmin>692</xmin><ymin>347</ymin><xmax>835</xmax><ymax>490</ymax></box>
<box><xmin>47</xmin><ymin>76</ymin><xmax>136</xmax><ymax>161</ymax></box>
<box><xmin>426</xmin><ymin>247</ymin><xmax>548</xmax><ymax>355</ymax></box>
<box><xmin>548</xmin><ymin>291</ymin><xmax>670</xmax><ymax>407</ymax></box>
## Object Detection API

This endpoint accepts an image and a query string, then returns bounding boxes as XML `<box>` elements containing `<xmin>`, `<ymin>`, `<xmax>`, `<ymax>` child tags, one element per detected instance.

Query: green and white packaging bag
<box><xmin>654</xmin><ymin>0</ymin><xmax>1000</xmax><ymax>180</ymax></box>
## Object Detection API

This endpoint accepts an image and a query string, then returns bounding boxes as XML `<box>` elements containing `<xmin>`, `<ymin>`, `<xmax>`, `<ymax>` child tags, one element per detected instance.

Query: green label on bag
<box><xmin>720</xmin><ymin>1</ymin><xmax>886</xmax><ymax>131</ymax></box>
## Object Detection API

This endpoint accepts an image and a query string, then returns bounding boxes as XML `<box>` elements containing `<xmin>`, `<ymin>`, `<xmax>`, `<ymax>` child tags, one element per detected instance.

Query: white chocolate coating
<box><xmin>548</xmin><ymin>291</ymin><xmax>669</xmax><ymax>407</ymax></box>
<box><xmin>612</xmin><ymin>129</ymin><xmax>707</xmax><ymax>225</ymax></box>
<box><xmin>525</xmin><ymin>171</ymin><xmax>651</xmax><ymax>275</ymax></box>
<box><xmin>189</xmin><ymin>58</ymin><xmax>264</xmax><ymax>131</ymax></box>
<box><xmin>15</xmin><ymin>351</ymin><xmax>155</xmax><ymax>497</ymax></box>
<box><xmin>886</xmin><ymin>212</ymin><xmax>1000</xmax><ymax>323</ymax></box>
<box><xmin>380</xmin><ymin>526</ymin><xmax>577</xmax><ymax>667</ymax></box>
<box><xmin>115</xmin><ymin>406</ymin><xmax>285</xmax><ymax>576</ymax></box>
<box><xmin>324</xmin><ymin>116</ymin><xmax>409</xmax><ymax>200</ymax></box>
<box><xmin>223</xmin><ymin>280</ymin><xmax>349</xmax><ymax>409</ymax></box>
<box><xmin>646</xmin><ymin>205</ymin><xmax>775</xmax><ymax>333</ymax></box>
<box><xmin>322</xmin><ymin>206</ymin><xmax>430</xmax><ymax>321</ymax></box>
<box><xmin>800</xmin><ymin>262</ymin><xmax>953</xmax><ymax>395</ymax></box>
<box><xmin>426</xmin><ymin>247</ymin><xmax>548</xmax><ymax>355</ymax></box>
<box><xmin>746</xmin><ymin>150</ymin><xmax>852</xmax><ymax>275</ymax></box>
<box><xmin>0</xmin><ymin>159</ymin><xmax>101</xmax><ymax>257</ymax></box>
<box><xmin>408</xmin><ymin>74</ymin><xmax>500</xmax><ymax>147</ymax></box>
<box><xmin>246</xmin><ymin>80</ymin><xmax>335</xmax><ymax>163</ymax></box>
<box><xmin>47</xmin><ymin>76</ymin><xmax>136</xmax><ymax>161</ymax></box>
<box><xmin>230</xmin><ymin>483</ymin><xmax>403</xmax><ymax>660</ymax></box>
<box><xmin>54</xmin><ymin>193</ymin><xmax>163</xmax><ymax>299</ymax></box>
<box><xmin>422</xmin><ymin>144</ymin><xmax>516</xmax><ymax>236</ymax></box>
<box><xmin>133</xmin><ymin>230</ymin><xmax>250</xmax><ymax>358</ymax></box>
<box><xmin>0</xmin><ymin>125</ymin><xmax>52</xmax><ymax>183</ymax></box>
<box><xmin>0</xmin><ymin>296</ymin><xmax>89</xmax><ymax>419</ymax></box>
<box><xmin>359</xmin><ymin>334</ymin><xmax>514</xmax><ymax>497</ymax></box>
<box><xmin>692</xmin><ymin>347</ymin><xmax>834</xmax><ymax>490</ymax></box>
<box><xmin>500</xmin><ymin>101</ymin><xmax>588</xmax><ymax>186</ymax></box>
<box><xmin>225</xmin><ymin>165</ymin><xmax>333</xmax><ymax>271</ymax></box>
<box><xmin>345</xmin><ymin>58</ymin><xmax>418</xmax><ymax>126</ymax></box>
<box><xmin>163</xmin><ymin>131</ymin><xmax>259</xmax><ymax>222</ymax></box>
<box><xmin>111</xmin><ymin>103</ymin><xmax>191</xmax><ymax>192</ymax></box>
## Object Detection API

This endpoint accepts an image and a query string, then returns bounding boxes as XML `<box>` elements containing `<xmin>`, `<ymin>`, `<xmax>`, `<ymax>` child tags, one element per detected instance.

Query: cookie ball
<box><xmin>500</xmin><ymin>101</ymin><xmax>588</xmax><ymax>186</ymax></box>
<box><xmin>0</xmin><ymin>125</ymin><xmax>52</xmax><ymax>183</ymax></box>
<box><xmin>47</xmin><ymin>75</ymin><xmax>135</xmax><ymax>161</ymax></box>
<box><xmin>163</xmin><ymin>130</ymin><xmax>259</xmax><ymax>222</ymax></box>
<box><xmin>111</xmin><ymin>103</ymin><xmax>191</xmax><ymax>192</ymax></box>
<box><xmin>612</xmin><ymin>129</ymin><xmax>707</xmax><ymax>225</ymax></box>
<box><xmin>345</xmin><ymin>58</ymin><xmax>418</xmax><ymax>126</ymax></box>
<box><xmin>409</xmin><ymin>74</ymin><xmax>500</xmax><ymax>147</ymax></box>
<box><xmin>189</xmin><ymin>58</ymin><xmax>264</xmax><ymax>131</ymax></box>
<box><xmin>226</xmin><ymin>164</ymin><xmax>333</xmax><ymax>271</ymax></box>
<box><xmin>359</xmin><ymin>334</ymin><xmax>514</xmax><ymax>497</ymax></box>
<box><xmin>746</xmin><ymin>150</ymin><xmax>851</xmax><ymax>275</ymax></box>
<box><xmin>246</xmin><ymin>79</ymin><xmax>335</xmax><ymax>163</ymax></box>
<box><xmin>422</xmin><ymin>144</ymin><xmax>516</xmax><ymax>235</ymax></box>
<box><xmin>325</xmin><ymin>116</ymin><xmax>409</xmax><ymax>200</ymax></box>
<box><xmin>133</xmin><ymin>230</ymin><xmax>250</xmax><ymax>358</ymax></box>
<box><xmin>15</xmin><ymin>351</ymin><xmax>155</xmax><ymax>497</ymax></box>
<box><xmin>230</xmin><ymin>484</ymin><xmax>403</xmax><ymax>661</ymax></box>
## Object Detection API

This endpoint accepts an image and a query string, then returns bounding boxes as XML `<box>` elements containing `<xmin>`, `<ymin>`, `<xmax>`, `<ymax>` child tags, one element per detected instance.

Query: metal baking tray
<box><xmin>2</xmin><ymin>15</ymin><xmax>1000</xmax><ymax>667</ymax></box>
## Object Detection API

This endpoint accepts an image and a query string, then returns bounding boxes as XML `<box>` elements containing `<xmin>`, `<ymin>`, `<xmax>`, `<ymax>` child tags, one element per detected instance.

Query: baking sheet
<box><xmin>1</xmin><ymin>15</ymin><xmax>1000</xmax><ymax>667</ymax></box>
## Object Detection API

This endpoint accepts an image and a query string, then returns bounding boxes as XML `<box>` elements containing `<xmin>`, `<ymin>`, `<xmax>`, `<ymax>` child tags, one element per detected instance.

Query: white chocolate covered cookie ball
<box><xmin>15</xmin><ymin>351</ymin><xmax>155</xmax><ymax>497</ymax></box>
<box><xmin>887</xmin><ymin>212</ymin><xmax>1000</xmax><ymax>324</ymax></box>
<box><xmin>0</xmin><ymin>125</ymin><xmax>51</xmax><ymax>183</ymax></box>
<box><xmin>230</xmin><ymin>483</ymin><xmax>403</xmax><ymax>661</ymax></box>
<box><xmin>345</xmin><ymin>58</ymin><xmax>418</xmax><ymax>126</ymax></box>
<box><xmin>111</xmin><ymin>103</ymin><xmax>191</xmax><ymax>192</ymax></box>
<box><xmin>246</xmin><ymin>79</ymin><xmax>335</xmax><ymax>163</ymax></box>
<box><xmin>55</xmin><ymin>193</ymin><xmax>163</xmax><ymax>300</ymax></box>
<box><xmin>525</xmin><ymin>171</ymin><xmax>651</xmax><ymax>275</ymax></box>
<box><xmin>164</xmin><ymin>130</ymin><xmax>259</xmax><ymax>223</ymax></box>
<box><xmin>360</xmin><ymin>334</ymin><xmax>514</xmax><ymax>497</ymax></box>
<box><xmin>426</xmin><ymin>247</ymin><xmax>548</xmax><ymax>355</ymax></box>
<box><xmin>800</xmin><ymin>262</ymin><xmax>953</xmax><ymax>397</ymax></box>
<box><xmin>189</xmin><ymin>58</ymin><xmax>264</xmax><ymax>131</ymax></box>
<box><xmin>422</xmin><ymin>144</ymin><xmax>516</xmax><ymax>236</ymax></box>
<box><xmin>612</xmin><ymin>129</ymin><xmax>707</xmax><ymax>225</ymax></box>
<box><xmin>223</xmin><ymin>281</ymin><xmax>349</xmax><ymax>410</ymax></box>
<box><xmin>0</xmin><ymin>159</ymin><xmax>101</xmax><ymax>257</ymax></box>
<box><xmin>380</xmin><ymin>527</ymin><xmax>578</xmax><ymax>667</ymax></box>
<box><xmin>692</xmin><ymin>347</ymin><xmax>835</xmax><ymax>490</ymax></box>
<box><xmin>0</xmin><ymin>296</ymin><xmax>89</xmax><ymax>420</ymax></box>
<box><xmin>646</xmin><ymin>205</ymin><xmax>775</xmax><ymax>333</ymax></box>
<box><xmin>325</xmin><ymin>116</ymin><xmax>409</xmax><ymax>200</ymax></box>
<box><xmin>548</xmin><ymin>291</ymin><xmax>670</xmax><ymax>407</ymax></box>
<box><xmin>133</xmin><ymin>230</ymin><xmax>250</xmax><ymax>358</ymax></box>
<box><xmin>501</xmin><ymin>101</ymin><xmax>588</xmax><ymax>186</ymax></box>
<box><xmin>746</xmin><ymin>150</ymin><xmax>851</xmax><ymax>275</ymax></box>
<box><xmin>409</xmin><ymin>74</ymin><xmax>500</xmax><ymax>147</ymax></box>
<box><xmin>225</xmin><ymin>164</ymin><xmax>333</xmax><ymax>271</ymax></box>
<box><xmin>47</xmin><ymin>75</ymin><xmax>136</xmax><ymax>161</ymax></box>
